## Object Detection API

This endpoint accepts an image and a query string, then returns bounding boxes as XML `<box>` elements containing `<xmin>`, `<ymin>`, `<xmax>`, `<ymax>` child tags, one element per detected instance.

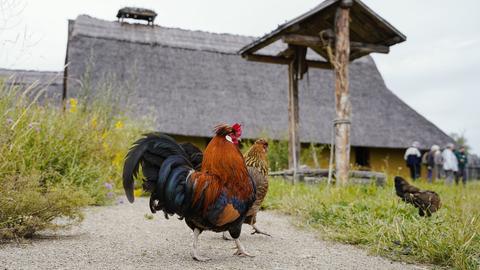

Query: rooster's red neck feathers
<box><xmin>196</xmin><ymin>123</ymin><xmax>251</xmax><ymax>206</ymax></box>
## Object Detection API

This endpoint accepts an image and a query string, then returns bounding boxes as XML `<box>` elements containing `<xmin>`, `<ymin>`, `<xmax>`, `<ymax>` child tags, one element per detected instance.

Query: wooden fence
<box><xmin>466</xmin><ymin>165</ymin><xmax>480</xmax><ymax>181</ymax></box>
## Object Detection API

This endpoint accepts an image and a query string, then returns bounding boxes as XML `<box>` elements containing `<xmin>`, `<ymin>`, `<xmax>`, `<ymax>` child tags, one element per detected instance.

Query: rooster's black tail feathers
<box><xmin>151</xmin><ymin>155</ymin><xmax>194</xmax><ymax>216</ymax></box>
<box><xmin>122</xmin><ymin>133</ymin><xmax>193</xmax><ymax>203</ymax></box>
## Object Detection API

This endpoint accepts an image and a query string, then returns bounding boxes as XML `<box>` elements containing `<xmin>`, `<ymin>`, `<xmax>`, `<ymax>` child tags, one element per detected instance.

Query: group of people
<box><xmin>404</xmin><ymin>141</ymin><xmax>468</xmax><ymax>185</ymax></box>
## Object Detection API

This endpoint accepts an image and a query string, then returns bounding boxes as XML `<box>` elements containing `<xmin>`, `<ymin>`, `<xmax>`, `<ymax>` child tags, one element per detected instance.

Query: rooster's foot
<box><xmin>192</xmin><ymin>252</ymin><xmax>211</xmax><ymax>262</ymax></box>
<box><xmin>251</xmin><ymin>225</ymin><xmax>272</xmax><ymax>237</ymax></box>
<box><xmin>233</xmin><ymin>249</ymin><xmax>254</xmax><ymax>257</ymax></box>
<box><xmin>233</xmin><ymin>239</ymin><xmax>254</xmax><ymax>257</ymax></box>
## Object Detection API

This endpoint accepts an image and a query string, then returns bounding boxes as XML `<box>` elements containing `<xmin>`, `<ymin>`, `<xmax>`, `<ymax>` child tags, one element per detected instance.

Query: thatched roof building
<box><xmin>0</xmin><ymin>68</ymin><xmax>63</xmax><ymax>103</ymax></box>
<box><xmin>65</xmin><ymin>15</ymin><xmax>452</xmax><ymax>150</ymax></box>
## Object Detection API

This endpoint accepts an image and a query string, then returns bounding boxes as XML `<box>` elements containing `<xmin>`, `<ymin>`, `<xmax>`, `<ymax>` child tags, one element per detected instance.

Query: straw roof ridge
<box><xmin>72</xmin><ymin>15</ymin><xmax>275</xmax><ymax>55</ymax></box>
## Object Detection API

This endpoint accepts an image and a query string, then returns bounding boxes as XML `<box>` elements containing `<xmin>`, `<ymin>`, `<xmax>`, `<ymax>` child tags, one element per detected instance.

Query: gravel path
<box><xmin>1</xmin><ymin>197</ymin><xmax>426</xmax><ymax>270</ymax></box>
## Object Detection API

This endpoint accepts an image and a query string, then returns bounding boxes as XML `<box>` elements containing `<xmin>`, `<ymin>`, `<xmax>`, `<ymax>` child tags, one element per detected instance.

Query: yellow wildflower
<box><xmin>69</xmin><ymin>98</ymin><xmax>77</xmax><ymax>113</ymax></box>
<box><xmin>134</xmin><ymin>189</ymin><xmax>143</xmax><ymax>198</ymax></box>
<box><xmin>91</xmin><ymin>117</ymin><xmax>98</xmax><ymax>128</ymax></box>
<box><xmin>102</xmin><ymin>142</ymin><xmax>109</xmax><ymax>151</ymax></box>
<box><xmin>112</xmin><ymin>152</ymin><xmax>123</xmax><ymax>168</ymax></box>
<box><xmin>115</xmin><ymin>121</ymin><xmax>124</xmax><ymax>129</ymax></box>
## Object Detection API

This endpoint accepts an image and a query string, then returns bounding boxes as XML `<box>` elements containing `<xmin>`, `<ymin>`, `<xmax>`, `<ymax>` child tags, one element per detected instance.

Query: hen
<box><xmin>123</xmin><ymin>124</ymin><xmax>256</xmax><ymax>261</ymax></box>
<box><xmin>394</xmin><ymin>176</ymin><xmax>441</xmax><ymax>217</ymax></box>
<box><xmin>223</xmin><ymin>139</ymin><xmax>270</xmax><ymax>239</ymax></box>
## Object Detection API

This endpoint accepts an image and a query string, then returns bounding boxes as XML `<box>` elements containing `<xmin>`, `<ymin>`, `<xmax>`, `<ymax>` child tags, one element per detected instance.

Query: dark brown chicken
<box><xmin>394</xmin><ymin>176</ymin><xmax>441</xmax><ymax>217</ymax></box>
<box><xmin>223</xmin><ymin>139</ymin><xmax>270</xmax><ymax>239</ymax></box>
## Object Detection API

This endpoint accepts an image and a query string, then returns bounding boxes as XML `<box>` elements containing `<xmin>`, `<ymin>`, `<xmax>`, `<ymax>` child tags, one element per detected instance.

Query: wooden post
<box><xmin>288</xmin><ymin>46</ymin><xmax>301</xmax><ymax>182</ymax></box>
<box><xmin>334</xmin><ymin>0</ymin><xmax>352</xmax><ymax>185</ymax></box>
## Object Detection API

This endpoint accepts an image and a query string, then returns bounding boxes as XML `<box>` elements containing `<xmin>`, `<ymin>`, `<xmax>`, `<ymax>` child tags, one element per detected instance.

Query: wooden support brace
<box><xmin>244</xmin><ymin>54</ymin><xmax>332</xmax><ymax>69</ymax></box>
<box><xmin>351</xmin><ymin>42</ymin><xmax>389</xmax><ymax>54</ymax></box>
<box><xmin>276</xmin><ymin>47</ymin><xmax>295</xmax><ymax>58</ymax></box>
<box><xmin>282</xmin><ymin>34</ymin><xmax>389</xmax><ymax>54</ymax></box>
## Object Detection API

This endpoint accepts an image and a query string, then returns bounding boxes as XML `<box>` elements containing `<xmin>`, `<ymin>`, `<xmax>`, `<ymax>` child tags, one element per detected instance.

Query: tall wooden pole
<box><xmin>334</xmin><ymin>0</ymin><xmax>352</xmax><ymax>185</ymax></box>
<box><xmin>288</xmin><ymin>46</ymin><xmax>300</xmax><ymax>182</ymax></box>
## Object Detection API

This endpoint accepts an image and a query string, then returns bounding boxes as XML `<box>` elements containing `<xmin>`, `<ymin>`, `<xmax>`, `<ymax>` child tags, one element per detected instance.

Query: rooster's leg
<box><xmin>222</xmin><ymin>231</ymin><xmax>231</xmax><ymax>240</ymax></box>
<box><xmin>191</xmin><ymin>228</ymin><xmax>211</xmax><ymax>262</ymax></box>
<box><xmin>251</xmin><ymin>224</ymin><xmax>271</xmax><ymax>237</ymax></box>
<box><xmin>233</xmin><ymin>238</ymin><xmax>254</xmax><ymax>257</ymax></box>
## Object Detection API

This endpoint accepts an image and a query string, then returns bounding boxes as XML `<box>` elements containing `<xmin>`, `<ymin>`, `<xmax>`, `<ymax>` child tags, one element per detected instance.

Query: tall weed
<box><xmin>0</xmin><ymin>79</ymin><xmax>142</xmax><ymax>239</ymax></box>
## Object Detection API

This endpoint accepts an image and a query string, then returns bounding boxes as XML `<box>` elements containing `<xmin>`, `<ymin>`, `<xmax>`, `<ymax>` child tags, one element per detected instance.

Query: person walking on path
<box><xmin>404</xmin><ymin>141</ymin><xmax>422</xmax><ymax>181</ymax></box>
<box><xmin>442</xmin><ymin>143</ymin><xmax>458</xmax><ymax>185</ymax></box>
<box><xmin>455</xmin><ymin>146</ymin><xmax>468</xmax><ymax>186</ymax></box>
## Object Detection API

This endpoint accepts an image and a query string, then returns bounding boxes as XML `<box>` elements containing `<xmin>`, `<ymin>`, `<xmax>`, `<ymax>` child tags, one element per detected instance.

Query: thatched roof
<box><xmin>65</xmin><ymin>15</ymin><xmax>452</xmax><ymax>149</ymax></box>
<box><xmin>239</xmin><ymin>0</ymin><xmax>406</xmax><ymax>62</ymax></box>
<box><xmin>0</xmin><ymin>68</ymin><xmax>63</xmax><ymax>103</ymax></box>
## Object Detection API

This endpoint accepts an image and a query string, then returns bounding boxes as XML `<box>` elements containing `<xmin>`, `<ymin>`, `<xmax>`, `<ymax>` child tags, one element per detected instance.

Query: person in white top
<box><xmin>442</xmin><ymin>143</ymin><xmax>458</xmax><ymax>185</ymax></box>
<box><xmin>430</xmin><ymin>145</ymin><xmax>443</xmax><ymax>182</ymax></box>
<box><xmin>404</xmin><ymin>141</ymin><xmax>422</xmax><ymax>180</ymax></box>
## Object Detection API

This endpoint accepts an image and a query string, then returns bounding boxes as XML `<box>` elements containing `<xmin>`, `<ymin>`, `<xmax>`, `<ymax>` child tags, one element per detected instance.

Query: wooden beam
<box><xmin>244</xmin><ymin>54</ymin><xmax>332</xmax><ymax>69</ymax></box>
<box><xmin>276</xmin><ymin>47</ymin><xmax>295</xmax><ymax>58</ymax></box>
<box><xmin>320</xmin><ymin>29</ymin><xmax>335</xmax><ymax>40</ymax></box>
<box><xmin>305</xmin><ymin>59</ymin><xmax>332</xmax><ymax>69</ymax></box>
<box><xmin>340</xmin><ymin>0</ymin><xmax>353</xmax><ymax>8</ymax></box>
<box><xmin>334</xmin><ymin>4</ymin><xmax>352</xmax><ymax>186</ymax></box>
<box><xmin>282</xmin><ymin>34</ymin><xmax>325</xmax><ymax>47</ymax></box>
<box><xmin>282</xmin><ymin>34</ymin><xmax>389</xmax><ymax>54</ymax></box>
<box><xmin>244</xmin><ymin>54</ymin><xmax>289</xmax><ymax>64</ymax></box>
<box><xmin>282</xmin><ymin>34</ymin><xmax>327</xmax><ymax>48</ymax></box>
<box><xmin>351</xmin><ymin>42</ymin><xmax>389</xmax><ymax>54</ymax></box>
<box><xmin>288</xmin><ymin>45</ymin><xmax>301</xmax><ymax>183</ymax></box>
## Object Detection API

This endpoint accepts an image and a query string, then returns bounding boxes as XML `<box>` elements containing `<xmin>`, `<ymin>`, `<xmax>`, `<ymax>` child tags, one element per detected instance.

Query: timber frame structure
<box><xmin>238</xmin><ymin>0</ymin><xmax>406</xmax><ymax>184</ymax></box>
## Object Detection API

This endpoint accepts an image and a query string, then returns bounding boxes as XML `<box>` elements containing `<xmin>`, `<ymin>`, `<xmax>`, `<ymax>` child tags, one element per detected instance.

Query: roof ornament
<box><xmin>117</xmin><ymin>7</ymin><xmax>157</xmax><ymax>27</ymax></box>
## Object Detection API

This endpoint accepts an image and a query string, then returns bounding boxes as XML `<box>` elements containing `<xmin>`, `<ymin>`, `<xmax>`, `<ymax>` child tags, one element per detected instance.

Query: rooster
<box><xmin>223</xmin><ymin>138</ymin><xmax>270</xmax><ymax>239</ymax></box>
<box><xmin>394</xmin><ymin>176</ymin><xmax>441</xmax><ymax>217</ymax></box>
<box><xmin>123</xmin><ymin>124</ymin><xmax>256</xmax><ymax>261</ymax></box>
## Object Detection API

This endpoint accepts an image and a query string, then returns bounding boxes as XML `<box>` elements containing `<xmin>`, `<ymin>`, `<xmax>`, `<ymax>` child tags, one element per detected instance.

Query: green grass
<box><xmin>264</xmin><ymin>178</ymin><xmax>480</xmax><ymax>270</ymax></box>
<box><xmin>0</xmin><ymin>80</ymin><xmax>143</xmax><ymax>239</ymax></box>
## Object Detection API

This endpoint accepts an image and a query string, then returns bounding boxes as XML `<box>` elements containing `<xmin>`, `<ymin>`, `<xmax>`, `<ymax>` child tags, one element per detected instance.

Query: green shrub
<box><xmin>0</xmin><ymin>175</ymin><xmax>90</xmax><ymax>239</ymax></box>
<box><xmin>265</xmin><ymin>179</ymin><xmax>480</xmax><ymax>270</ymax></box>
<box><xmin>300</xmin><ymin>143</ymin><xmax>326</xmax><ymax>168</ymax></box>
<box><xmin>267</xmin><ymin>139</ymin><xmax>289</xmax><ymax>171</ymax></box>
<box><xmin>257</xmin><ymin>138</ymin><xmax>327</xmax><ymax>172</ymax></box>
<box><xmin>0</xmin><ymin>80</ymin><xmax>142</xmax><ymax>239</ymax></box>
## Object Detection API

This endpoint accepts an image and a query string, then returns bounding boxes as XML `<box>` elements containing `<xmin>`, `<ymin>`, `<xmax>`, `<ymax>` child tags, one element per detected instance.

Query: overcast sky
<box><xmin>1</xmin><ymin>0</ymin><xmax>479</xmax><ymax>153</ymax></box>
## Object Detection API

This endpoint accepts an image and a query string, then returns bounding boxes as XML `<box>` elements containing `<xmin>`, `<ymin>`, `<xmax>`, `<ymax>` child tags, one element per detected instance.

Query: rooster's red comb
<box><xmin>232</xmin><ymin>123</ymin><xmax>242</xmax><ymax>136</ymax></box>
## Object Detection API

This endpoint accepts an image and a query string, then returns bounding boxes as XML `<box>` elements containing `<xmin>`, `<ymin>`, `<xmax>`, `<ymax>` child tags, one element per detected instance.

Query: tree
<box><xmin>449</xmin><ymin>132</ymin><xmax>470</xmax><ymax>152</ymax></box>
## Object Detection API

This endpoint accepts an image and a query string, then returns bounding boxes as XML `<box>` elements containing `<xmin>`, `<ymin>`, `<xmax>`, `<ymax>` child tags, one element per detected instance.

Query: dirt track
<box><xmin>0</xmin><ymin>197</ymin><xmax>426</xmax><ymax>270</ymax></box>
